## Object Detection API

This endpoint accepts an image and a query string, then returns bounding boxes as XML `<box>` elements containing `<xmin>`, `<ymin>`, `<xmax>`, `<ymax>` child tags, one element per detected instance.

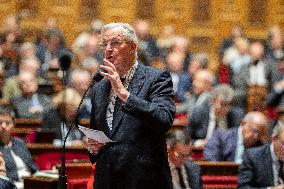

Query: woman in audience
<box><xmin>42</xmin><ymin>88</ymin><xmax>85</xmax><ymax>146</ymax></box>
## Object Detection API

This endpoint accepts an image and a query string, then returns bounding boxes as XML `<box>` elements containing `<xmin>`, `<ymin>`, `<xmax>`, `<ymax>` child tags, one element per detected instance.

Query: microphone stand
<box><xmin>58</xmin><ymin>70</ymin><xmax>68</xmax><ymax>189</ymax></box>
<box><xmin>57</xmin><ymin>73</ymin><xmax>99</xmax><ymax>189</ymax></box>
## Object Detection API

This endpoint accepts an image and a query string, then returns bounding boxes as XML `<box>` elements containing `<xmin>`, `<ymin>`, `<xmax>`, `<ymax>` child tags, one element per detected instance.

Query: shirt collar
<box><xmin>121</xmin><ymin>60</ymin><xmax>138</xmax><ymax>80</ymax></box>
<box><xmin>271</xmin><ymin>143</ymin><xmax>278</xmax><ymax>162</ymax></box>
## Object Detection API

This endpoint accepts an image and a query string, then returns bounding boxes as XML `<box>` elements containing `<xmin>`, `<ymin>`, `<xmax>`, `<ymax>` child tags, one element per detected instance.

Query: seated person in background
<box><xmin>204</xmin><ymin>111</ymin><xmax>269</xmax><ymax>163</ymax></box>
<box><xmin>238</xmin><ymin>122</ymin><xmax>284</xmax><ymax>189</ymax></box>
<box><xmin>176</xmin><ymin>69</ymin><xmax>214</xmax><ymax>116</ymax></box>
<box><xmin>70</xmin><ymin>69</ymin><xmax>92</xmax><ymax>119</ymax></box>
<box><xmin>0</xmin><ymin>152</ymin><xmax>16</xmax><ymax>189</ymax></box>
<box><xmin>0</xmin><ymin>110</ymin><xmax>39</xmax><ymax>189</ymax></box>
<box><xmin>11</xmin><ymin>71</ymin><xmax>52</xmax><ymax>118</ymax></box>
<box><xmin>42</xmin><ymin>88</ymin><xmax>85</xmax><ymax>146</ymax></box>
<box><xmin>167</xmin><ymin>129</ymin><xmax>203</xmax><ymax>189</ymax></box>
<box><xmin>187</xmin><ymin>84</ymin><xmax>244</xmax><ymax>147</ymax></box>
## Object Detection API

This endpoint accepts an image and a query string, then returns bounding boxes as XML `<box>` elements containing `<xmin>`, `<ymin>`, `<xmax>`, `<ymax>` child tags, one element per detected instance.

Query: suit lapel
<box><xmin>110</xmin><ymin>63</ymin><xmax>145</xmax><ymax>137</ymax></box>
<box><xmin>95</xmin><ymin>79</ymin><xmax>112</xmax><ymax>136</ymax></box>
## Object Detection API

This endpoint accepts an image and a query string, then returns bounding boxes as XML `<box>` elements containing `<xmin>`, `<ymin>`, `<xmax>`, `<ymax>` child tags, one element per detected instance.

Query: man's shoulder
<box><xmin>245</xmin><ymin>143</ymin><xmax>270</xmax><ymax>158</ymax></box>
<box><xmin>138</xmin><ymin>63</ymin><xmax>169</xmax><ymax>78</ymax></box>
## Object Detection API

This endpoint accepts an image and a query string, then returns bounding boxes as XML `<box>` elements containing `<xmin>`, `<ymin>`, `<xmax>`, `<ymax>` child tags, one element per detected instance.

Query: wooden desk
<box><xmin>14</xmin><ymin>118</ymin><xmax>42</xmax><ymax>128</ymax></box>
<box><xmin>57</xmin><ymin>162</ymin><xmax>92</xmax><ymax>179</ymax></box>
<box><xmin>27</xmin><ymin>143</ymin><xmax>88</xmax><ymax>157</ymax></box>
<box><xmin>24</xmin><ymin>176</ymin><xmax>58</xmax><ymax>189</ymax></box>
<box><xmin>196</xmin><ymin>161</ymin><xmax>239</xmax><ymax>176</ymax></box>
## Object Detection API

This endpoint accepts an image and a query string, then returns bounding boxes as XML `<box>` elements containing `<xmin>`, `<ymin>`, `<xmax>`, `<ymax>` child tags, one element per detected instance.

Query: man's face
<box><xmin>192</xmin><ymin>73</ymin><xmax>208</xmax><ymax>95</ymax></box>
<box><xmin>242</xmin><ymin>121</ymin><xmax>264</xmax><ymax>148</ymax></box>
<box><xmin>19</xmin><ymin>74</ymin><xmax>38</xmax><ymax>97</ymax></box>
<box><xmin>100</xmin><ymin>28</ymin><xmax>136</xmax><ymax>76</ymax></box>
<box><xmin>0</xmin><ymin>114</ymin><xmax>14</xmax><ymax>142</ymax></box>
<box><xmin>212</xmin><ymin>97</ymin><xmax>231</xmax><ymax>119</ymax></box>
<box><xmin>169</xmin><ymin>143</ymin><xmax>192</xmax><ymax>167</ymax></box>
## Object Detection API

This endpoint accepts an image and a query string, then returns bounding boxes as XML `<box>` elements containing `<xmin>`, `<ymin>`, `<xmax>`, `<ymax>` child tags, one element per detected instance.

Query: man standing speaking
<box><xmin>86</xmin><ymin>23</ymin><xmax>176</xmax><ymax>189</ymax></box>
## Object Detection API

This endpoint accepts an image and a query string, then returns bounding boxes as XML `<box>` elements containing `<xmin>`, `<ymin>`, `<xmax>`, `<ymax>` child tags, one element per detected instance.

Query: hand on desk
<box><xmin>86</xmin><ymin>138</ymin><xmax>106</xmax><ymax>154</ymax></box>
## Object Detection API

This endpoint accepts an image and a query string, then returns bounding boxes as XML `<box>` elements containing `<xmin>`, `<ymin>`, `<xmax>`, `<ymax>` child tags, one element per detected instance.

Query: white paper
<box><xmin>78</xmin><ymin>126</ymin><xmax>113</xmax><ymax>143</ymax></box>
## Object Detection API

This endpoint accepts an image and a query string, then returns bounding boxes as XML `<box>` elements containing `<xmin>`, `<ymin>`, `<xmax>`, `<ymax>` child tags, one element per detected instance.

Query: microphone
<box><xmin>58</xmin><ymin>73</ymin><xmax>98</xmax><ymax>189</ymax></box>
<box><xmin>58</xmin><ymin>48</ymin><xmax>72</xmax><ymax>71</ymax></box>
<box><xmin>92</xmin><ymin>71</ymin><xmax>104</xmax><ymax>82</ymax></box>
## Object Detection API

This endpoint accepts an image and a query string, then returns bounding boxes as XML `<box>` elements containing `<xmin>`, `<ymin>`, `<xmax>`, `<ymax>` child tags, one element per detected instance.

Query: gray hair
<box><xmin>212</xmin><ymin>84</ymin><xmax>234</xmax><ymax>102</ymax></box>
<box><xmin>166</xmin><ymin>129</ymin><xmax>191</xmax><ymax>148</ymax></box>
<box><xmin>192</xmin><ymin>53</ymin><xmax>209</xmax><ymax>69</ymax></box>
<box><xmin>101</xmin><ymin>23</ymin><xmax>138</xmax><ymax>45</ymax></box>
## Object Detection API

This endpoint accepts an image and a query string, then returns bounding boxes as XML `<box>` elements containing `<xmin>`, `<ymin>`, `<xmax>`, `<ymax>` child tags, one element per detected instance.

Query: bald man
<box><xmin>204</xmin><ymin>111</ymin><xmax>269</xmax><ymax>163</ymax></box>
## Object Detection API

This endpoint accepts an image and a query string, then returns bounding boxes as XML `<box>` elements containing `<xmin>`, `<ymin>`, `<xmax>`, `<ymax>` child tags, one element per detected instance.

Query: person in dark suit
<box><xmin>204</xmin><ymin>111</ymin><xmax>269</xmax><ymax>163</ymax></box>
<box><xmin>0</xmin><ymin>111</ymin><xmax>38</xmax><ymax>189</ymax></box>
<box><xmin>187</xmin><ymin>84</ymin><xmax>244</xmax><ymax>147</ymax></box>
<box><xmin>85</xmin><ymin>23</ymin><xmax>176</xmax><ymax>189</ymax></box>
<box><xmin>238</xmin><ymin>122</ymin><xmax>284</xmax><ymax>189</ymax></box>
<box><xmin>0</xmin><ymin>152</ymin><xmax>17</xmax><ymax>189</ymax></box>
<box><xmin>11</xmin><ymin>71</ymin><xmax>52</xmax><ymax>118</ymax></box>
<box><xmin>167</xmin><ymin>129</ymin><xmax>203</xmax><ymax>189</ymax></box>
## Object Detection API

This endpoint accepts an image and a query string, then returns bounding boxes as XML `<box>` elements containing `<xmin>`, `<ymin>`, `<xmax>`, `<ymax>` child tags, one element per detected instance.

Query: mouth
<box><xmin>106</xmin><ymin>55</ymin><xmax>115</xmax><ymax>62</ymax></box>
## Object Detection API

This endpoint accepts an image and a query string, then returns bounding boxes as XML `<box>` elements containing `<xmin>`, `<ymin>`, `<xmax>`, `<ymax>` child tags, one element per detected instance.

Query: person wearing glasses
<box><xmin>238</xmin><ymin>121</ymin><xmax>284</xmax><ymax>189</ymax></box>
<box><xmin>0</xmin><ymin>110</ymin><xmax>38</xmax><ymax>189</ymax></box>
<box><xmin>167</xmin><ymin>129</ymin><xmax>203</xmax><ymax>189</ymax></box>
<box><xmin>85</xmin><ymin>23</ymin><xmax>176</xmax><ymax>189</ymax></box>
<box><xmin>204</xmin><ymin>111</ymin><xmax>269</xmax><ymax>163</ymax></box>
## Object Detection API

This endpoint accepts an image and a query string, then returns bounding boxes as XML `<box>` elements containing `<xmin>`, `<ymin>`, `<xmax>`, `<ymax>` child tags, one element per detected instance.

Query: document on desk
<box><xmin>78</xmin><ymin>126</ymin><xmax>113</xmax><ymax>143</ymax></box>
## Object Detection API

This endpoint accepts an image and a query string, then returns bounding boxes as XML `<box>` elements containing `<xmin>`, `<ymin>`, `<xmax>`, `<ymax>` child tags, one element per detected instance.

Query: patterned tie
<box><xmin>106</xmin><ymin>78</ymin><xmax>125</xmax><ymax>131</ymax></box>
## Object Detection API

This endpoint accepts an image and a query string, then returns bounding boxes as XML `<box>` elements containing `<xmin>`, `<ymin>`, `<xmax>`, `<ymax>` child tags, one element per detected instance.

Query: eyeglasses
<box><xmin>99</xmin><ymin>39</ymin><xmax>126</xmax><ymax>49</ymax></box>
<box><xmin>0</xmin><ymin>120</ymin><xmax>13</xmax><ymax>127</ymax></box>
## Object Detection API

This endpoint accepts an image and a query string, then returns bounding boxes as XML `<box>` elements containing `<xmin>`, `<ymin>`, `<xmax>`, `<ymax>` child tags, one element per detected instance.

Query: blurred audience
<box><xmin>219</xmin><ymin>25</ymin><xmax>245</xmax><ymax>57</ymax></box>
<box><xmin>133</xmin><ymin>19</ymin><xmax>160</xmax><ymax>66</ymax></box>
<box><xmin>265</xmin><ymin>25</ymin><xmax>284</xmax><ymax>62</ymax></box>
<box><xmin>70</xmin><ymin>69</ymin><xmax>92</xmax><ymax>118</ymax></box>
<box><xmin>188</xmin><ymin>84</ymin><xmax>244</xmax><ymax>147</ymax></box>
<box><xmin>204</xmin><ymin>111</ymin><xmax>269</xmax><ymax>163</ymax></box>
<box><xmin>0</xmin><ymin>152</ymin><xmax>16</xmax><ymax>189</ymax></box>
<box><xmin>42</xmin><ymin>88</ymin><xmax>85</xmax><ymax>147</ymax></box>
<box><xmin>233</xmin><ymin>41</ymin><xmax>276</xmax><ymax>111</ymax></box>
<box><xmin>176</xmin><ymin>69</ymin><xmax>214</xmax><ymax>116</ymax></box>
<box><xmin>11</xmin><ymin>71</ymin><xmax>52</xmax><ymax>118</ymax></box>
<box><xmin>176</xmin><ymin>53</ymin><xmax>209</xmax><ymax>102</ymax></box>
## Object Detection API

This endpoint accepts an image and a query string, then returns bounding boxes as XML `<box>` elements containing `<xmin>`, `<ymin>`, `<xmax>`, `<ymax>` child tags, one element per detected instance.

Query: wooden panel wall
<box><xmin>1</xmin><ymin>0</ymin><xmax>284</xmax><ymax>70</ymax></box>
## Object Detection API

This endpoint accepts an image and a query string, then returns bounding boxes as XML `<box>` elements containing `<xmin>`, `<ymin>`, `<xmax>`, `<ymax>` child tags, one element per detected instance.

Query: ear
<box><xmin>129</xmin><ymin>42</ymin><xmax>137</xmax><ymax>54</ymax></box>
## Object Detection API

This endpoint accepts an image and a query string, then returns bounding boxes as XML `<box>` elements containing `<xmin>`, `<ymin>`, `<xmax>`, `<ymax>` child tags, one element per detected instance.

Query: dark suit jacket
<box><xmin>187</xmin><ymin>102</ymin><xmax>244</xmax><ymax>141</ymax></box>
<box><xmin>204</xmin><ymin>127</ymin><xmax>239</xmax><ymax>162</ymax></box>
<box><xmin>11</xmin><ymin>94</ymin><xmax>52</xmax><ymax>118</ymax></box>
<box><xmin>0</xmin><ymin>178</ymin><xmax>16</xmax><ymax>189</ymax></box>
<box><xmin>185</xmin><ymin>161</ymin><xmax>203</xmax><ymax>189</ymax></box>
<box><xmin>238</xmin><ymin>144</ymin><xmax>274</xmax><ymax>189</ymax></box>
<box><xmin>90</xmin><ymin>63</ymin><xmax>176</xmax><ymax>189</ymax></box>
<box><xmin>0</xmin><ymin>138</ymin><xmax>39</xmax><ymax>181</ymax></box>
